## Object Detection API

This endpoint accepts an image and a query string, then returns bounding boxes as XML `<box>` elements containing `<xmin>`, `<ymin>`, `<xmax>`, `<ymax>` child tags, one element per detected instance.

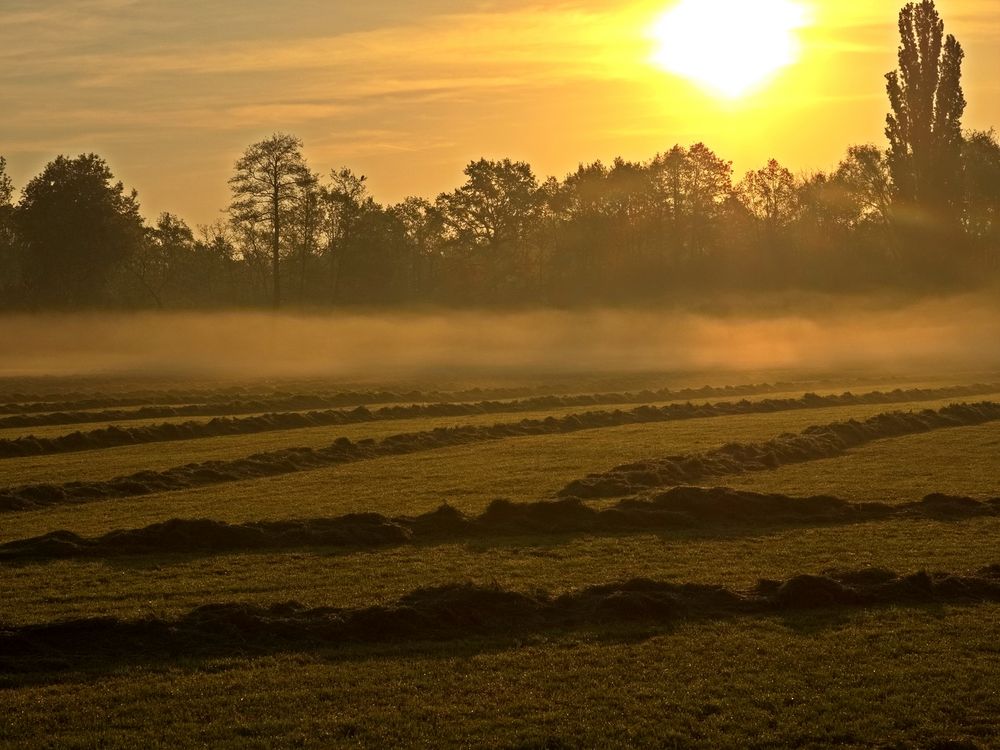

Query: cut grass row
<box><xmin>0</xmin><ymin>383</ymin><xmax>925</xmax><ymax>443</ymax></box>
<box><xmin>4</xmin><ymin>401</ymin><xmax>997</xmax><ymax>515</ymax></box>
<box><xmin>4</xmin><ymin>383</ymin><xmax>999</xmax><ymax>749</ymax></box>
<box><xmin>5</xmin><ymin>486</ymin><xmax>995</xmax><ymax>563</ymax></box>
<box><xmin>5</xmin><ymin>388</ymin><xmax>998</xmax><ymax>490</ymax></box>
<box><xmin>0</xmin><ymin>384</ymin><xmax>598</xmax><ymax>415</ymax></box>
<box><xmin>7</xmin><ymin>513</ymin><xmax>999</xmax><ymax>627</ymax></box>
<box><xmin>0</xmin><ymin>380</ymin><xmax>799</xmax><ymax>422</ymax></box>
<box><xmin>5</xmin><ymin>404</ymin><xmax>999</xmax><ymax>543</ymax></box>
<box><xmin>4</xmin><ymin>422</ymin><xmax>998</xmax><ymax>625</ymax></box>
<box><xmin>6</xmin><ymin>565</ymin><xmax>1000</xmax><ymax>672</ymax></box>
<box><xmin>3</xmin><ymin>383</ymin><xmax>997</xmax><ymax>459</ymax></box>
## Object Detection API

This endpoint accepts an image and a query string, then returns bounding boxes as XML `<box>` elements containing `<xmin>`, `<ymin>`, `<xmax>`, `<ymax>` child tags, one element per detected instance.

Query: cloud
<box><xmin>1</xmin><ymin>0</ymin><xmax>997</xmax><ymax>224</ymax></box>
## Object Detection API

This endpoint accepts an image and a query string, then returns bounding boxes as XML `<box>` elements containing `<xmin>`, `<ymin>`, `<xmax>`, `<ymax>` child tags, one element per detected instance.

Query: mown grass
<box><xmin>0</xmin><ymin>396</ymin><xmax>781</xmax><ymax>487</ymax></box>
<box><xmin>4</xmin><ymin>399</ymin><xmax>998</xmax><ymax>544</ymax></box>
<box><xmin>4</xmin><ymin>420</ymin><xmax>999</xmax><ymax>623</ymax></box>
<box><xmin>725</xmin><ymin>420</ymin><xmax>1000</xmax><ymax>501</ymax></box>
<box><xmin>3</xmin><ymin>377</ymin><xmax>999</xmax><ymax>749</ymax></box>
<box><xmin>5</xmin><ymin>514</ymin><xmax>1000</xmax><ymax>625</ymax></box>
<box><xmin>0</xmin><ymin>381</ymin><xmax>946</xmax><ymax>441</ymax></box>
<box><xmin>4</xmin><ymin>605</ymin><xmax>998</xmax><ymax>749</ymax></box>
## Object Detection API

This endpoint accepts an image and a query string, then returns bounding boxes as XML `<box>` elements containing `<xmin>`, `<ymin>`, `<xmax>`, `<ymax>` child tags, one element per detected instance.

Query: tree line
<box><xmin>0</xmin><ymin>0</ymin><xmax>997</xmax><ymax>310</ymax></box>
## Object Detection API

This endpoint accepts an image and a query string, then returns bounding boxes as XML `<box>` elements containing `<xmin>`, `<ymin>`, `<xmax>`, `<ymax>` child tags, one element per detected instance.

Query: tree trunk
<box><xmin>272</xmin><ymin>189</ymin><xmax>281</xmax><ymax>309</ymax></box>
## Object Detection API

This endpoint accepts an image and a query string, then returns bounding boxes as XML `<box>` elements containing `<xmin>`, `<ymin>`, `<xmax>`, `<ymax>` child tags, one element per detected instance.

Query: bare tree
<box><xmin>228</xmin><ymin>134</ymin><xmax>311</xmax><ymax>308</ymax></box>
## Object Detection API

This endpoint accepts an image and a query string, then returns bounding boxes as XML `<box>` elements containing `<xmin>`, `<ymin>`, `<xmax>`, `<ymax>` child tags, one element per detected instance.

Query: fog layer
<box><xmin>1</xmin><ymin>297</ymin><xmax>998</xmax><ymax>382</ymax></box>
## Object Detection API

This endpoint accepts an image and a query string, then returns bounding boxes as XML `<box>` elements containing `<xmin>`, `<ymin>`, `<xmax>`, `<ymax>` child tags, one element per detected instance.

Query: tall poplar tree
<box><xmin>885</xmin><ymin>0</ymin><xmax>965</xmax><ymax>210</ymax></box>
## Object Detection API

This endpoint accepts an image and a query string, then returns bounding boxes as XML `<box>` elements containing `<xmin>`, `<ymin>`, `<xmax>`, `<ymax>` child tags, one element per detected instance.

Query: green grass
<box><xmin>3</xmin><ymin>376</ymin><xmax>1000</xmax><ymax>749</ymax></box>
<box><xmin>4</xmin><ymin>606</ymin><xmax>998</xmax><ymax>749</ymax></box>
<box><xmin>4</xmin><ymin>397</ymin><xmax>997</xmax><ymax>544</ymax></box>
<box><xmin>0</xmin><ymin>396</ymin><xmax>762</xmax><ymax>487</ymax></box>
<box><xmin>0</xmin><ymin>382</ymin><xmax>947</xmax><ymax>441</ymax></box>
<box><xmin>3</xmin><ymin>388</ymin><xmax>996</xmax><ymax>488</ymax></box>
<box><xmin>5</xmin><ymin>515</ymin><xmax>1000</xmax><ymax>625</ymax></box>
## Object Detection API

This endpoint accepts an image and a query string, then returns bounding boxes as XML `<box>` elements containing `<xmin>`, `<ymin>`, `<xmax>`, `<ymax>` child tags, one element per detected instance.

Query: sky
<box><xmin>2</xmin><ymin>0</ymin><xmax>999</xmax><ymax>226</ymax></box>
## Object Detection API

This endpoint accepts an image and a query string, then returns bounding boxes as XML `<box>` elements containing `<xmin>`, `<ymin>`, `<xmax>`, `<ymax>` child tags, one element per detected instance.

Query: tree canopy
<box><xmin>15</xmin><ymin>154</ymin><xmax>144</xmax><ymax>307</ymax></box>
<box><xmin>0</xmin><ymin>1</ymin><xmax>996</xmax><ymax>310</ymax></box>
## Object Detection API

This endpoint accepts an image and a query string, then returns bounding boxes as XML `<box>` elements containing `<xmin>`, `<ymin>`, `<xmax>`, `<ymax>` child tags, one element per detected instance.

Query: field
<box><xmin>2</xmin><ymin>372</ymin><xmax>1000</xmax><ymax>749</ymax></box>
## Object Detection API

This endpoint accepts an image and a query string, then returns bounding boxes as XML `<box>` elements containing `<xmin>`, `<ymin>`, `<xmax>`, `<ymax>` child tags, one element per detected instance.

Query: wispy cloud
<box><xmin>0</xmin><ymin>0</ymin><xmax>997</xmax><ymax>224</ymax></box>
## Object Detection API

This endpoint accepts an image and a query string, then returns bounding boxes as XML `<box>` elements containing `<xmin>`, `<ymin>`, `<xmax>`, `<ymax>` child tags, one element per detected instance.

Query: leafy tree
<box><xmin>228</xmin><ymin>133</ymin><xmax>311</xmax><ymax>308</ymax></box>
<box><xmin>649</xmin><ymin>143</ymin><xmax>733</xmax><ymax>262</ymax></box>
<box><xmin>0</xmin><ymin>157</ymin><xmax>17</xmax><ymax>300</ymax></box>
<box><xmin>118</xmin><ymin>213</ymin><xmax>195</xmax><ymax>308</ymax></box>
<box><xmin>390</xmin><ymin>196</ymin><xmax>440</xmax><ymax>298</ymax></box>
<box><xmin>16</xmin><ymin>154</ymin><xmax>144</xmax><ymax>307</ymax></box>
<box><xmin>437</xmin><ymin>159</ymin><xmax>542</xmax><ymax>249</ymax></box>
<box><xmin>321</xmin><ymin>168</ymin><xmax>370</xmax><ymax>303</ymax></box>
<box><xmin>0</xmin><ymin>157</ymin><xmax>12</xmax><ymax>207</ymax></box>
<box><xmin>736</xmin><ymin>159</ymin><xmax>798</xmax><ymax>229</ymax></box>
<box><xmin>435</xmin><ymin>159</ymin><xmax>543</xmax><ymax>298</ymax></box>
<box><xmin>832</xmin><ymin>145</ymin><xmax>895</xmax><ymax>228</ymax></box>
<box><xmin>286</xmin><ymin>171</ymin><xmax>322</xmax><ymax>303</ymax></box>
<box><xmin>339</xmin><ymin>203</ymin><xmax>412</xmax><ymax>304</ymax></box>
<box><xmin>885</xmin><ymin>0</ymin><xmax>965</xmax><ymax>208</ymax></box>
<box><xmin>961</xmin><ymin>130</ymin><xmax>1000</xmax><ymax>269</ymax></box>
<box><xmin>194</xmin><ymin>221</ymin><xmax>246</xmax><ymax>305</ymax></box>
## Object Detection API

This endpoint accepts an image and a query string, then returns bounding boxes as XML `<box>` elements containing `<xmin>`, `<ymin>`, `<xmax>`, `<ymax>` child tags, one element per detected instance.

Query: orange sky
<box><xmin>2</xmin><ymin>0</ymin><xmax>998</xmax><ymax>226</ymax></box>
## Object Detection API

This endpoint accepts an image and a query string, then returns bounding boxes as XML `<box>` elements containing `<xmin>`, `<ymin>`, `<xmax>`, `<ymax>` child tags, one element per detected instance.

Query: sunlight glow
<box><xmin>649</xmin><ymin>0</ymin><xmax>811</xmax><ymax>99</ymax></box>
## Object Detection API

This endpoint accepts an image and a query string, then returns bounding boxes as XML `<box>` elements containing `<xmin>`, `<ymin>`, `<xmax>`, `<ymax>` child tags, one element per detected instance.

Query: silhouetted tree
<box><xmin>390</xmin><ymin>196</ymin><xmax>439</xmax><ymax>298</ymax></box>
<box><xmin>737</xmin><ymin>159</ymin><xmax>798</xmax><ymax>230</ymax></box>
<box><xmin>321</xmin><ymin>168</ymin><xmax>369</xmax><ymax>303</ymax></box>
<box><xmin>115</xmin><ymin>213</ymin><xmax>196</xmax><ymax>307</ymax></box>
<box><xmin>194</xmin><ymin>221</ymin><xmax>247</xmax><ymax>305</ymax></box>
<box><xmin>436</xmin><ymin>159</ymin><xmax>543</xmax><ymax>299</ymax></box>
<box><xmin>16</xmin><ymin>154</ymin><xmax>144</xmax><ymax>307</ymax></box>
<box><xmin>229</xmin><ymin>133</ymin><xmax>311</xmax><ymax>308</ymax></box>
<box><xmin>649</xmin><ymin>143</ymin><xmax>733</xmax><ymax>266</ymax></box>
<box><xmin>0</xmin><ymin>157</ymin><xmax>17</xmax><ymax>301</ymax></box>
<box><xmin>961</xmin><ymin>130</ymin><xmax>1000</xmax><ymax>270</ymax></box>
<box><xmin>286</xmin><ymin>171</ymin><xmax>322</xmax><ymax>303</ymax></box>
<box><xmin>885</xmin><ymin>0</ymin><xmax>965</xmax><ymax>209</ymax></box>
<box><xmin>822</xmin><ymin>144</ymin><xmax>900</xmax><ymax>277</ymax></box>
<box><xmin>833</xmin><ymin>145</ymin><xmax>894</xmax><ymax>229</ymax></box>
<box><xmin>547</xmin><ymin>161</ymin><xmax>617</xmax><ymax>298</ymax></box>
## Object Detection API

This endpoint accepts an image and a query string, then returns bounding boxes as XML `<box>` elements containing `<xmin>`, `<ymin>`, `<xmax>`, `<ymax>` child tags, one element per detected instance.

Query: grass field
<box><xmin>3</xmin><ymin>373</ymin><xmax>1000</xmax><ymax>749</ymax></box>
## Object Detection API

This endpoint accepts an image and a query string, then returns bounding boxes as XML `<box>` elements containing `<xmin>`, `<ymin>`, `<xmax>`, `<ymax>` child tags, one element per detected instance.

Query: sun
<box><xmin>648</xmin><ymin>0</ymin><xmax>810</xmax><ymax>99</ymax></box>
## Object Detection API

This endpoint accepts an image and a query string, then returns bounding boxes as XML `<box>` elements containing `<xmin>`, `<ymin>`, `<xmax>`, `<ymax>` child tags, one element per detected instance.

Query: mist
<box><xmin>2</xmin><ymin>296</ymin><xmax>999</xmax><ymax>385</ymax></box>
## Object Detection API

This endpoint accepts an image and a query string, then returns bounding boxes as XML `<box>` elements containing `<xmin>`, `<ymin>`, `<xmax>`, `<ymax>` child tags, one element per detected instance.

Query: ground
<box><xmin>1</xmin><ymin>372</ymin><xmax>999</xmax><ymax>749</ymax></box>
